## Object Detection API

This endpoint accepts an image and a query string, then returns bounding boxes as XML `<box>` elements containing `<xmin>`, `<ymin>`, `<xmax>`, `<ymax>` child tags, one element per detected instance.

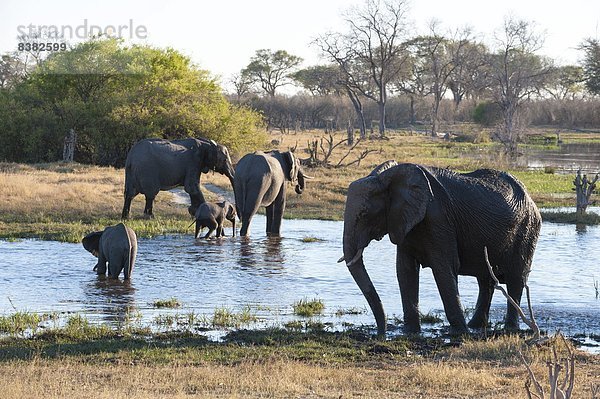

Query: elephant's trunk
<box><xmin>343</xmin><ymin>237</ymin><xmax>386</xmax><ymax>336</ymax></box>
<box><xmin>295</xmin><ymin>169</ymin><xmax>305</xmax><ymax>194</ymax></box>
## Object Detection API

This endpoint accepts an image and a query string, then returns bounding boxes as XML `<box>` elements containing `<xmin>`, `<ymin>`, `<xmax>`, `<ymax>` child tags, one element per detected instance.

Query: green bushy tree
<box><xmin>0</xmin><ymin>38</ymin><xmax>265</xmax><ymax>165</ymax></box>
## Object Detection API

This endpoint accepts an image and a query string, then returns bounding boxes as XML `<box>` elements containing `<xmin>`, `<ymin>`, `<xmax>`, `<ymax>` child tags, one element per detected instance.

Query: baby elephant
<box><xmin>82</xmin><ymin>223</ymin><xmax>137</xmax><ymax>279</ymax></box>
<box><xmin>194</xmin><ymin>201</ymin><xmax>236</xmax><ymax>239</ymax></box>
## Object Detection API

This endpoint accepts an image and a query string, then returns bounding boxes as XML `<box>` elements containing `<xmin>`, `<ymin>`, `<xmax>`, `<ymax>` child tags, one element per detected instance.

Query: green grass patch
<box><xmin>540</xmin><ymin>211</ymin><xmax>600</xmax><ymax>225</ymax></box>
<box><xmin>210</xmin><ymin>306</ymin><xmax>258</xmax><ymax>329</ymax></box>
<box><xmin>292</xmin><ymin>298</ymin><xmax>325</xmax><ymax>317</ymax></box>
<box><xmin>152</xmin><ymin>298</ymin><xmax>181</xmax><ymax>309</ymax></box>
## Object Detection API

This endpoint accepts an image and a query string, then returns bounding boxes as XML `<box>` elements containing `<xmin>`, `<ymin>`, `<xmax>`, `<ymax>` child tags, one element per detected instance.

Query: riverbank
<box><xmin>0</xmin><ymin>316</ymin><xmax>598</xmax><ymax>398</ymax></box>
<box><xmin>0</xmin><ymin>131</ymin><xmax>593</xmax><ymax>242</ymax></box>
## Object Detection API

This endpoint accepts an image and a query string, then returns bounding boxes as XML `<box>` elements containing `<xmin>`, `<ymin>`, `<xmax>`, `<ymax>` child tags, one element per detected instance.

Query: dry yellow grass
<box><xmin>1</xmin><ymin>353</ymin><xmax>598</xmax><ymax>399</ymax></box>
<box><xmin>0</xmin><ymin>162</ymin><xmax>193</xmax><ymax>222</ymax></box>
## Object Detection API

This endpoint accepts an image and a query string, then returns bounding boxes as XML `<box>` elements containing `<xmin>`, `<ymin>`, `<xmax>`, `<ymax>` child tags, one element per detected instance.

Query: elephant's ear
<box><xmin>284</xmin><ymin>151</ymin><xmax>298</xmax><ymax>182</ymax></box>
<box><xmin>379</xmin><ymin>164</ymin><xmax>434</xmax><ymax>245</ymax></box>
<box><xmin>82</xmin><ymin>231</ymin><xmax>103</xmax><ymax>254</ymax></box>
<box><xmin>197</xmin><ymin>142</ymin><xmax>216</xmax><ymax>173</ymax></box>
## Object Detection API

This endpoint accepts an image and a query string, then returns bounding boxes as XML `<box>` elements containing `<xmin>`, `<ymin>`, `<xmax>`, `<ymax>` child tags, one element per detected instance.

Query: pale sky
<box><xmin>1</xmin><ymin>0</ymin><xmax>599</xmax><ymax>89</ymax></box>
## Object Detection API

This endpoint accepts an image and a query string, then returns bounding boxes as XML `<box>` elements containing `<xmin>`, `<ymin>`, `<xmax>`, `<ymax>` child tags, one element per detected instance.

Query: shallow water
<box><xmin>519</xmin><ymin>142</ymin><xmax>600</xmax><ymax>173</ymax></box>
<box><xmin>1</xmin><ymin>215</ymin><xmax>599</xmax><ymax>338</ymax></box>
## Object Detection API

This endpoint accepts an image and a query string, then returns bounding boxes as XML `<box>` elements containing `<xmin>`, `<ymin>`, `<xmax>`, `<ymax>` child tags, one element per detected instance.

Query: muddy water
<box><xmin>1</xmin><ymin>215</ymin><xmax>599</xmax><ymax>337</ymax></box>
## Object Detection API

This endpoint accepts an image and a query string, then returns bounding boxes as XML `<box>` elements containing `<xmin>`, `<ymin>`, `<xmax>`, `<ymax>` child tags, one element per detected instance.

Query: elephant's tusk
<box><xmin>303</xmin><ymin>174</ymin><xmax>315</xmax><ymax>179</ymax></box>
<box><xmin>337</xmin><ymin>255</ymin><xmax>345</xmax><ymax>263</ymax></box>
<box><xmin>345</xmin><ymin>248</ymin><xmax>364</xmax><ymax>268</ymax></box>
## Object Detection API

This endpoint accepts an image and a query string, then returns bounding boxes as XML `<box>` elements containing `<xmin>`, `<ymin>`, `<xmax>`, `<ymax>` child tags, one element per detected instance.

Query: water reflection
<box><xmin>83</xmin><ymin>277</ymin><xmax>136</xmax><ymax>325</ymax></box>
<box><xmin>238</xmin><ymin>236</ymin><xmax>285</xmax><ymax>273</ymax></box>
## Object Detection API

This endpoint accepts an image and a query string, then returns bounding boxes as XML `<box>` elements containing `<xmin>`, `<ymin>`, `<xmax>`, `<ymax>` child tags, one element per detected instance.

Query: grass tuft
<box><xmin>292</xmin><ymin>298</ymin><xmax>325</xmax><ymax>317</ymax></box>
<box><xmin>153</xmin><ymin>298</ymin><xmax>181</xmax><ymax>309</ymax></box>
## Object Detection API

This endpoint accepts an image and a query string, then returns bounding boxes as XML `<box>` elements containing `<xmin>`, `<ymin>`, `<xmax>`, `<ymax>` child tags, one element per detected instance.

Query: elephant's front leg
<box><xmin>185</xmin><ymin>179</ymin><xmax>206</xmax><ymax>216</ymax></box>
<box><xmin>265</xmin><ymin>204</ymin><xmax>274</xmax><ymax>234</ymax></box>
<box><xmin>143</xmin><ymin>194</ymin><xmax>156</xmax><ymax>218</ymax></box>
<box><xmin>268</xmin><ymin>186</ymin><xmax>286</xmax><ymax>236</ymax></box>
<box><xmin>396</xmin><ymin>250</ymin><xmax>421</xmax><ymax>333</ymax></box>
<box><xmin>95</xmin><ymin>253</ymin><xmax>107</xmax><ymax>276</ymax></box>
<box><xmin>431</xmin><ymin>265</ymin><xmax>468</xmax><ymax>335</ymax></box>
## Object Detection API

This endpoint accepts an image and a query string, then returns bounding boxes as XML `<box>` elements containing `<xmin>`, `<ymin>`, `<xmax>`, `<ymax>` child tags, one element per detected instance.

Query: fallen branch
<box><xmin>483</xmin><ymin>246</ymin><xmax>540</xmax><ymax>340</ymax></box>
<box><xmin>520</xmin><ymin>333</ymin><xmax>575</xmax><ymax>399</ymax></box>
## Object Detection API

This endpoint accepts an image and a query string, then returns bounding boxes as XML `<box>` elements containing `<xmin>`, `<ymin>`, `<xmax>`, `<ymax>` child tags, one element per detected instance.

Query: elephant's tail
<box><xmin>124</xmin><ymin>227</ymin><xmax>136</xmax><ymax>280</ymax></box>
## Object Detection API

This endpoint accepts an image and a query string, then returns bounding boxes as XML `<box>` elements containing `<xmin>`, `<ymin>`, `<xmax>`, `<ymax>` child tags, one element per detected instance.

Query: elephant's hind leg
<box><xmin>467</xmin><ymin>276</ymin><xmax>495</xmax><ymax>329</ymax></box>
<box><xmin>204</xmin><ymin>220</ymin><xmax>218</xmax><ymax>239</ymax></box>
<box><xmin>504</xmin><ymin>274</ymin><xmax>525</xmax><ymax>330</ymax></box>
<box><xmin>122</xmin><ymin>189</ymin><xmax>138</xmax><ymax>220</ymax></box>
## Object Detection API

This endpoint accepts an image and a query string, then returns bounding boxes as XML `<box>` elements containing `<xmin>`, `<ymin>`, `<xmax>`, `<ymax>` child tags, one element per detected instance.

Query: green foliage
<box><xmin>292</xmin><ymin>298</ymin><xmax>325</xmax><ymax>317</ymax></box>
<box><xmin>242</xmin><ymin>49</ymin><xmax>303</xmax><ymax>97</ymax></box>
<box><xmin>580</xmin><ymin>38</ymin><xmax>600</xmax><ymax>95</ymax></box>
<box><xmin>210</xmin><ymin>306</ymin><xmax>258</xmax><ymax>328</ymax></box>
<box><xmin>0</xmin><ymin>37</ymin><xmax>265</xmax><ymax>165</ymax></box>
<box><xmin>473</xmin><ymin>102</ymin><xmax>501</xmax><ymax>126</ymax></box>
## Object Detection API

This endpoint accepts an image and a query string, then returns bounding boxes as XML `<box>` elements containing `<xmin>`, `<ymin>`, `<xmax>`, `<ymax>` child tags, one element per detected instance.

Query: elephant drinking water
<box><xmin>339</xmin><ymin>161</ymin><xmax>541</xmax><ymax>335</ymax></box>
<box><xmin>121</xmin><ymin>138</ymin><xmax>235</xmax><ymax>219</ymax></box>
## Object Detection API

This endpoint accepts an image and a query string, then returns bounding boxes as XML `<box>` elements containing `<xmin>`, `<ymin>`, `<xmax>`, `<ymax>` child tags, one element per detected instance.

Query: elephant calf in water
<box><xmin>82</xmin><ymin>223</ymin><xmax>138</xmax><ymax>279</ymax></box>
<box><xmin>193</xmin><ymin>200</ymin><xmax>237</xmax><ymax>239</ymax></box>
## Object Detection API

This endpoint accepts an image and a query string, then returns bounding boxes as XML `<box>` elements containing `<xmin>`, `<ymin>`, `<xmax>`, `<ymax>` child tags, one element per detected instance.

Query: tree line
<box><xmin>0</xmin><ymin>38</ymin><xmax>265</xmax><ymax>165</ymax></box>
<box><xmin>231</xmin><ymin>0</ymin><xmax>600</xmax><ymax>153</ymax></box>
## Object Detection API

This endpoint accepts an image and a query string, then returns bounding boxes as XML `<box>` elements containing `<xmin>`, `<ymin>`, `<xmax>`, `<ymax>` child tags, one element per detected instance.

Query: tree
<box><xmin>291</xmin><ymin>65</ymin><xmax>341</xmax><ymax>96</ymax></box>
<box><xmin>230</xmin><ymin>72</ymin><xmax>254</xmax><ymax>100</ymax></box>
<box><xmin>407</xmin><ymin>23</ymin><xmax>474</xmax><ymax>136</ymax></box>
<box><xmin>393</xmin><ymin>49</ymin><xmax>427</xmax><ymax>125</ymax></box>
<box><xmin>0</xmin><ymin>53</ymin><xmax>27</xmax><ymax>89</ymax></box>
<box><xmin>487</xmin><ymin>17</ymin><xmax>554</xmax><ymax>154</ymax></box>
<box><xmin>543</xmin><ymin>65</ymin><xmax>585</xmax><ymax>100</ymax></box>
<box><xmin>580</xmin><ymin>38</ymin><xmax>600</xmax><ymax>95</ymax></box>
<box><xmin>447</xmin><ymin>40</ymin><xmax>489</xmax><ymax>112</ymax></box>
<box><xmin>241</xmin><ymin>49</ymin><xmax>303</xmax><ymax>97</ymax></box>
<box><xmin>316</xmin><ymin>0</ymin><xmax>411</xmax><ymax>137</ymax></box>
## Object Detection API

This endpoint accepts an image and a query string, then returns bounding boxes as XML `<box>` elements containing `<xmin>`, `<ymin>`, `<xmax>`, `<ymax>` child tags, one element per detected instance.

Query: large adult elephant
<box><xmin>234</xmin><ymin>150</ymin><xmax>306</xmax><ymax>236</ymax></box>
<box><xmin>121</xmin><ymin>138</ymin><xmax>235</xmax><ymax>219</ymax></box>
<box><xmin>339</xmin><ymin>161</ymin><xmax>541</xmax><ymax>335</ymax></box>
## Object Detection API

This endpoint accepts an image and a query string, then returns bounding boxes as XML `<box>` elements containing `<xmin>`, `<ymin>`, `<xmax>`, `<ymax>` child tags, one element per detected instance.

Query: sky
<box><xmin>1</xmin><ymin>0</ymin><xmax>599</xmax><ymax>90</ymax></box>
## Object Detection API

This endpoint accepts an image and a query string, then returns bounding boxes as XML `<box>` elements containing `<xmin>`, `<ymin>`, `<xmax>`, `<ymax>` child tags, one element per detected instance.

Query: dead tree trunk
<box><xmin>573</xmin><ymin>169</ymin><xmax>598</xmax><ymax>216</ymax></box>
<box><xmin>63</xmin><ymin>129</ymin><xmax>76</xmax><ymax>162</ymax></box>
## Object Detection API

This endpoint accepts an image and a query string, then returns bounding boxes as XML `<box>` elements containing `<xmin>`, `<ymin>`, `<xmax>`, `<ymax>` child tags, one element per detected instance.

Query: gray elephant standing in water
<box><xmin>121</xmin><ymin>138</ymin><xmax>235</xmax><ymax>219</ymax></box>
<box><xmin>234</xmin><ymin>150</ymin><xmax>306</xmax><ymax>236</ymax></box>
<box><xmin>82</xmin><ymin>223</ymin><xmax>138</xmax><ymax>280</ymax></box>
<box><xmin>193</xmin><ymin>200</ymin><xmax>237</xmax><ymax>239</ymax></box>
<box><xmin>340</xmin><ymin>161</ymin><xmax>541</xmax><ymax>335</ymax></box>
